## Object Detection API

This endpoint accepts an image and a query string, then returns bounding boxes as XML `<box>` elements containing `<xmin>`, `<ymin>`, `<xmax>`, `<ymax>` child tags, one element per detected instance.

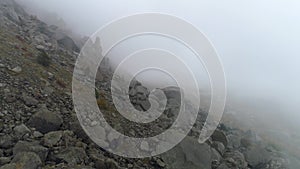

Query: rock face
<box><xmin>27</xmin><ymin>107</ymin><xmax>63</xmax><ymax>134</ymax></box>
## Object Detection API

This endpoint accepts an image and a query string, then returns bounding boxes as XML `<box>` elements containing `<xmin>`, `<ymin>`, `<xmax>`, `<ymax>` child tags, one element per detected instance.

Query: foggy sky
<box><xmin>16</xmin><ymin>0</ymin><xmax>300</xmax><ymax>133</ymax></box>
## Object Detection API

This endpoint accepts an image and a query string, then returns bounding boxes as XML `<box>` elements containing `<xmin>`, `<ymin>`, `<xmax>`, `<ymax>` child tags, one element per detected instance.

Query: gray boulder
<box><xmin>0</xmin><ymin>135</ymin><xmax>14</xmax><ymax>149</ymax></box>
<box><xmin>211</xmin><ymin>130</ymin><xmax>228</xmax><ymax>148</ymax></box>
<box><xmin>13</xmin><ymin>124</ymin><xmax>31</xmax><ymax>139</ymax></box>
<box><xmin>27</xmin><ymin>107</ymin><xmax>63</xmax><ymax>134</ymax></box>
<box><xmin>161</xmin><ymin>136</ymin><xmax>212</xmax><ymax>169</ymax></box>
<box><xmin>243</xmin><ymin>145</ymin><xmax>272</xmax><ymax>167</ymax></box>
<box><xmin>53</xmin><ymin>147</ymin><xmax>87</xmax><ymax>165</ymax></box>
<box><xmin>13</xmin><ymin>141</ymin><xmax>49</xmax><ymax>162</ymax></box>
<box><xmin>11</xmin><ymin>152</ymin><xmax>42</xmax><ymax>169</ymax></box>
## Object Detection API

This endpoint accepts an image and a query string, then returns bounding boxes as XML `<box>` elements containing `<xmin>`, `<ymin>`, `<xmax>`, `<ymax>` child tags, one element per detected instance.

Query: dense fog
<box><xmin>16</xmin><ymin>0</ymin><xmax>300</xmax><ymax>157</ymax></box>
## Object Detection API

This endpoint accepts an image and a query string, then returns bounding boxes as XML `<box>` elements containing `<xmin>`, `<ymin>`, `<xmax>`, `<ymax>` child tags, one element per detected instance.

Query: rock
<box><xmin>227</xmin><ymin>134</ymin><xmax>241</xmax><ymax>149</ymax></box>
<box><xmin>54</xmin><ymin>147</ymin><xmax>87</xmax><ymax>165</ymax></box>
<box><xmin>22</xmin><ymin>94</ymin><xmax>39</xmax><ymax>107</ymax></box>
<box><xmin>211</xmin><ymin>148</ymin><xmax>222</xmax><ymax>168</ymax></box>
<box><xmin>139</xmin><ymin>100</ymin><xmax>151</xmax><ymax>111</ymax></box>
<box><xmin>212</xmin><ymin>141</ymin><xmax>225</xmax><ymax>155</ymax></box>
<box><xmin>95</xmin><ymin>158</ymin><xmax>119</xmax><ymax>169</ymax></box>
<box><xmin>0</xmin><ymin>163</ymin><xmax>17</xmax><ymax>169</ymax></box>
<box><xmin>258</xmin><ymin>156</ymin><xmax>289</xmax><ymax>169</ymax></box>
<box><xmin>0</xmin><ymin>135</ymin><xmax>14</xmax><ymax>149</ymax></box>
<box><xmin>216</xmin><ymin>163</ymin><xmax>230</xmax><ymax>169</ymax></box>
<box><xmin>43</xmin><ymin>131</ymin><xmax>63</xmax><ymax>147</ymax></box>
<box><xmin>73</xmin><ymin>166</ymin><xmax>95</xmax><ymax>169</ymax></box>
<box><xmin>27</xmin><ymin>107</ymin><xmax>63</xmax><ymax>134</ymax></box>
<box><xmin>136</xmin><ymin>86</ymin><xmax>148</xmax><ymax>94</ymax></box>
<box><xmin>129</xmin><ymin>79</ymin><xmax>141</xmax><ymax>89</ymax></box>
<box><xmin>223</xmin><ymin>150</ymin><xmax>248</xmax><ymax>169</ymax></box>
<box><xmin>161</xmin><ymin>136</ymin><xmax>212</xmax><ymax>169</ymax></box>
<box><xmin>13</xmin><ymin>124</ymin><xmax>31</xmax><ymax>139</ymax></box>
<box><xmin>11</xmin><ymin>152</ymin><xmax>42</xmax><ymax>169</ymax></box>
<box><xmin>57</xmin><ymin>36</ymin><xmax>80</xmax><ymax>52</ymax></box>
<box><xmin>0</xmin><ymin>157</ymin><xmax>11</xmax><ymax>165</ymax></box>
<box><xmin>156</xmin><ymin>158</ymin><xmax>166</xmax><ymax>168</ymax></box>
<box><xmin>243</xmin><ymin>145</ymin><xmax>272</xmax><ymax>167</ymax></box>
<box><xmin>211</xmin><ymin>130</ymin><xmax>228</xmax><ymax>148</ymax></box>
<box><xmin>4</xmin><ymin>93</ymin><xmax>16</xmax><ymax>103</ymax></box>
<box><xmin>129</xmin><ymin>88</ymin><xmax>137</xmax><ymax>96</ymax></box>
<box><xmin>36</xmin><ymin>45</ymin><xmax>46</xmax><ymax>50</ymax></box>
<box><xmin>32</xmin><ymin>131</ymin><xmax>43</xmax><ymax>138</ymax></box>
<box><xmin>0</xmin><ymin>83</ymin><xmax>6</xmax><ymax>88</ymax></box>
<box><xmin>162</xmin><ymin>87</ymin><xmax>181</xmax><ymax>99</ymax></box>
<box><xmin>13</xmin><ymin>141</ymin><xmax>48</xmax><ymax>162</ymax></box>
<box><xmin>10</xmin><ymin>66</ymin><xmax>22</xmax><ymax>73</ymax></box>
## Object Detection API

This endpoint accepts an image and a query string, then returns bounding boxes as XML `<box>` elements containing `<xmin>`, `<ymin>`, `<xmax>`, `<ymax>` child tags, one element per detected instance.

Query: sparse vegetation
<box><xmin>97</xmin><ymin>98</ymin><xmax>108</xmax><ymax>110</ymax></box>
<box><xmin>56</xmin><ymin>78</ymin><xmax>66</xmax><ymax>88</ymax></box>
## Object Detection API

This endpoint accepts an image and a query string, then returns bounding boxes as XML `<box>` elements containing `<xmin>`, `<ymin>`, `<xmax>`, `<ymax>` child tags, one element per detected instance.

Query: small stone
<box><xmin>33</xmin><ymin>131</ymin><xmax>43</xmax><ymax>138</ymax></box>
<box><xmin>156</xmin><ymin>159</ymin><xmax>166</xmax><ymax>167</ymax></box>
<box><xmin>22</xmin><ymin>94</ymin><xmax>39</xmax><ymax>107</ymax></box>
<box><xmin>4</xmin><ymin>93</ymin><xmax>16</xmax><ymax>103</ymax></box>
<box><xmin>43</xmin><ymin>131</ymin><xmax>63</xmax><ymax>147</ymax></box>
<box><xmin>10</xmin><ymin>66</ymin><xmax>22</xmax><ymax>73</ymax></box>
<box><xmin>36</xmin><ymin>45</ymin><xmax>46</xmax><ymax>50</ymax></box>
<box><xmin>136</xmin><ymin>86</ymin><xmax>148</xmax><ymax>94</ymax></box>
<box><xmin>0</xmin><ymin>83</ymin><xmax>6</xmax><ymax>88</ymax></box>
<box><xmin>13</xmin><ymin>124</ymin><xmax>31</xmax><ymax>139</ymax></box>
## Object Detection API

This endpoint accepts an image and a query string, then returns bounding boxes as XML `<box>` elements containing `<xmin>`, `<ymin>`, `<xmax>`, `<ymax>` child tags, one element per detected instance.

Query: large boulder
<box><xmin>27</xmin><ymin>107</ymin><xmax>63</xmax><ymax>134</ymax></box>
<box><xmin>13</xmin><ymin>141</ymin><xmax>49</xmax><ymax>162</ymax></box>
<box><xmin>211</xmin><ymin>130</ymin><xmax>228</xmax><ymax>148</ymax></box>
<box><xmin>11</xmin><ymin>152</ymin><xmax>42</xmax><ymax>169</ymax></box>
<box><xmin>243</xmin><ymin>144</ymin><xmax>272</xmax><ymax>168</ymax></box>
<box><xmin>161</xmin><ymin>136</ymin><xmax>212</xmax><ymax>169</ymax></box>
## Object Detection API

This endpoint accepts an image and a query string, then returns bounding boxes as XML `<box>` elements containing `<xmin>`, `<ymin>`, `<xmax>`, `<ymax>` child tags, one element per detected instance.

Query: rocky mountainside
<box><xmin>0</xmin><ymin>0</ymin><xmax>291</xmax><ymax>169</ymax></box>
